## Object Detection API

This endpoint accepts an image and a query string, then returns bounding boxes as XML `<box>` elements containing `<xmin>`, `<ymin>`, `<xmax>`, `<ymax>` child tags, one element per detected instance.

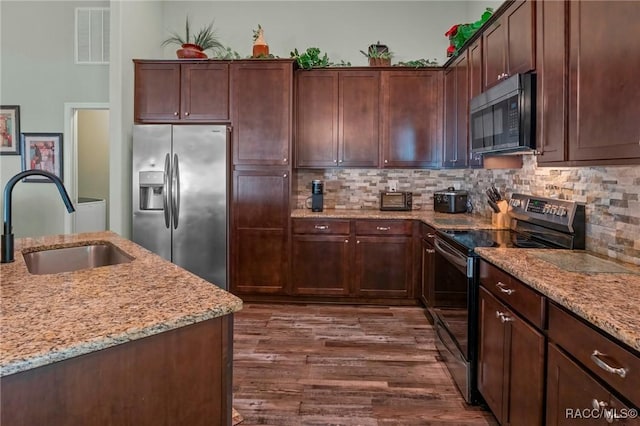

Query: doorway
<box><xmin>63</xmin><ymin>103</ymin><xmax>110</xmax><ymax>234</ymax></box>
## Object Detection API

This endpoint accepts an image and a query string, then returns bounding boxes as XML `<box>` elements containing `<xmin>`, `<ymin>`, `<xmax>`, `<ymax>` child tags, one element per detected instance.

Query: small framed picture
<box><xmin>1</xmin><ymin>105</ymin><xmax>21</xmax><ymax>155</ymax></box>
<box><xmin>21</xmin><ymin>133</ymin><xmax>63</xmax><ymax>182</ymax></box>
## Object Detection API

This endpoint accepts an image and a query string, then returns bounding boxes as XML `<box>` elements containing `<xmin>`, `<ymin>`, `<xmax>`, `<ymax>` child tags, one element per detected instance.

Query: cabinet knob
<box><xmin>338</xmin><ymin>160</ymin><xmax>343</xmax><ymax>163</ymax></box>
<box><xmin>283</xmin><ymin>173</ymin><xmax>288</xmax><ymax>178</ymax></box>
<box><xmin>334</xmin><ymin>159</ymin><xmax>338</xmax><ymax>163</ymax></box>
<box><xmin>376</xmin><ymin>226</ymin><xmax>390</xmax><ymax>231</ymax></box>
<box><xmin>184</xmin><ymin>112</ymin><xmax>190</xmax><ymax>116</ymax></box>
<box><xmin>357</xmin><ymin>240</ymin><xmax>360</xmax><ymax>244</ymax></box>
<box><xmin>345</xmin><ymin>239</ymin><xmax>349</xmax><ymax>243</ymax></box>
<box><xmin>283</xmin><ymin>158</ymin><xmax>288</xmax><ymax>163</ymax></box>
<box><xmin>384</xmin><ymin>159</ymin><xmax>388</xmax><ymax>164</ymax></box>
<box><xmin>173</xmin><ymin>112</ymin><xmax>179</xmax><ymax>116</ymax></box>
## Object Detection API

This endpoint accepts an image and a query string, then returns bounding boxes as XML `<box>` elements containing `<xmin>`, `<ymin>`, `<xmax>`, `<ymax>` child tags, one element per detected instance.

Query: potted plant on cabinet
<box><xmin>360</xmin><ymin>42</ymin><xmax>393</xmax><ymax>66</ymax></box>
<box><xmin>162</xmin><ymin>17</ymin><xmax>224</xmax><ymax>59</ymax></box>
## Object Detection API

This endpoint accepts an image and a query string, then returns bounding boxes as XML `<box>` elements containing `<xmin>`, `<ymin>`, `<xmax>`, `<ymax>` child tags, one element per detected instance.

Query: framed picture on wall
<box><xmin>21</xmin><ymin>133</ymin><xmax>63</xmax><ymax>182</ymax></box>
<box><xmin>1</xmin><ymin>105</ymin><xmax>21</xmax><ymax>155</ymax></box>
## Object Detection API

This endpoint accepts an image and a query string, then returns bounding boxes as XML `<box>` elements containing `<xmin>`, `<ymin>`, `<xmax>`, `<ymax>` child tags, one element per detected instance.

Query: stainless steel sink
<box><xmin>23</xmin><ymin>242</ymin><xmax>134</xmax><ymax>275</ymax></box>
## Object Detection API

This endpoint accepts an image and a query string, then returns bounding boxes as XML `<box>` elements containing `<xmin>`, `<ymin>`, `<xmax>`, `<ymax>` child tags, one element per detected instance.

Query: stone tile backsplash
<box><xmin>294</xmin><ymin>155</ymin><xmax>640</xmax><ymax>265</ymax></box>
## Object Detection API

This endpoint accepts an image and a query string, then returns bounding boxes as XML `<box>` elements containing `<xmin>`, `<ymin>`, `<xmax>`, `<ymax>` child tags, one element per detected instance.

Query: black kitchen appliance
<box><xmin>434</xmin><ymin>187</ymin><xmax>468</xmax><ymax>213</ymax></box>
<box><xmin>311</xmin><ymin>180</ymin><xmax>323</xmax><ymax>212</ymax></box>
<box><xmin>380</xmin><ymin>191</ymin><xmax>412</xmax><ymax>211</ymax></box>
<box><xmin>428</xmin><ymin>193</ymin><xmax>585</xmax><ymax>404</ymax></box>
<box><xmin>470</xmin><ymin>73</ymin><xmax>535</xmax><ymax>156</ymax></box>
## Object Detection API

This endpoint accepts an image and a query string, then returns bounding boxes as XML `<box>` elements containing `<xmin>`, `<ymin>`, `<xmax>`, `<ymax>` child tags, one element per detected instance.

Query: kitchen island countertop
<box><xmin>0</xmin><ymin>231</ymin><xmax>243</xmax><ymax>377</ymax></box>
<box><xmin>475</xmin><ymin>247</ymin><xmax>640</xmax><ymax>352</ymax></box>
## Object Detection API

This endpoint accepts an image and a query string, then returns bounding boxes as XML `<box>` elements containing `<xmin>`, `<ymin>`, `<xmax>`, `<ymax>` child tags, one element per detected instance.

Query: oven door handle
<box><xmin>435</xmin><ymin>237</ymin><xmax>472</xmax><ymax>277</ymax></box>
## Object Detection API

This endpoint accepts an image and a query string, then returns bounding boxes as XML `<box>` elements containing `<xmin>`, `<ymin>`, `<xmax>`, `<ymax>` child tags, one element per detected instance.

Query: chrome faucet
<box><xmin>2</xmin><ymin>170</ymin><xmax>75</xmax><ymax>263</ymax></box>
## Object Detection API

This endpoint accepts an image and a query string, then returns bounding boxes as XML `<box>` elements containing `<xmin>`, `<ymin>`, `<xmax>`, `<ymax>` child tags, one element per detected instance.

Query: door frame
<box><xmin>63</xmin><ymin>102</ymin><xmax>110</xmax><ymax>234</ymax></box>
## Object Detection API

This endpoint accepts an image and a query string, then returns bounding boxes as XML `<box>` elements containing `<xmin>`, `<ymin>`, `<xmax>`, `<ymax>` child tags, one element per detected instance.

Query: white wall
<box><xmin>0</xmin><ymin>1</ymin><xmax>109</xmax><ymax>238</ymax></box>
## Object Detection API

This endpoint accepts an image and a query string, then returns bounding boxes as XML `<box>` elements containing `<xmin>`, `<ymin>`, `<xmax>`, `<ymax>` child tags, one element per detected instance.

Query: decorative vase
<box><xmin>369</xmin><ymin>57</ymin><xmax>391</xmax><ymax>67</ymax></box>
<box><xmin>177</xmin><ymin>43</ymin><xmax>208</xmax><ymax>59</ymax></box>
<box><xmin>252</xmin><ymin>27</ymin><xmax>269</xmax><ymax>58</ymax></box>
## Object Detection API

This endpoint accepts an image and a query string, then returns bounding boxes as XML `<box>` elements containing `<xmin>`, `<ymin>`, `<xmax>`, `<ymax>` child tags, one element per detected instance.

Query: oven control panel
<box><xmin>508</xmin><ymin>193</ymin><xmax>583</xmax><ymax>227</ymax></box>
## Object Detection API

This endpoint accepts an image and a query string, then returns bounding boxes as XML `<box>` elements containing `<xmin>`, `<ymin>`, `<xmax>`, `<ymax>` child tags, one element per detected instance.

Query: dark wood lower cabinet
<box><xmin>546</xmin><ymin>343</ymin><xmax>640</xmax><ymax>426</ymax></box>
<box><xmin>0</xmin><ymin>316</ymin><xmax>233</xmax><ymax>426</ymax></box>
<box><xmin>477</xmin><ymin>287</ymin><xmax>544</xmax><ymax>426</ymax></box>
<box><xmin>289</xmin><ymin>218</ymin><xmax>415</xmax><ymax>303</ymax></box>
<box><xmin>291</xmin><ymin>233</ymin><xmax>351</xmax><ymax>296</ymax></box>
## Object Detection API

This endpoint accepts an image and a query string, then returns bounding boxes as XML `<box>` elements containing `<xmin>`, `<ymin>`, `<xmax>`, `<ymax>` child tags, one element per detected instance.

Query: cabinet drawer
<box><xmin>292</xmin><ymin>219</ymin><xmax>350</xmax><ymax>235</ymax></box>
<box><xmin>355</xmin><ymin>220</ymin><xmax>412</xmax><ymax>236</ymax></box>
<box><xmin>548</xmin><ymin>303</ymin><xmax>640</xmax><ymax>407</ymax></box>
<box><xmin>479</xmin><ymin>260</ymin><xmax>545</xmax><ymax>329</ymax></box>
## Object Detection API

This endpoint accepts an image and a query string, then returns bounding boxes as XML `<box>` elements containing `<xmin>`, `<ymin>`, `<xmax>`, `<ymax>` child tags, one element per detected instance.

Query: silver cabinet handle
<box><xmin>591</xmin><ymin>350</ymin><xmax>628</xmax><ymax>378</ymax></box>
<box><xmin>357</xmin><ymin>240</ymin><xmax>360</xmax><ymax>244</ymax></box>
<box><xmin>592</xmin><ymin>400</ymin><xmax>615</xmax><ymax>423</ymax></box>
<box><xmin>283</xmin><ymin>158</ymin><xmax>287</xmax><ymax>163</ymax></box>
<box><xmin>184</xmin><ymin>111</ymin><xmax>190</xmax><ymax>116</ymax></box>
<box><xmin>283</xmin><ymin>173</ymin><xmax>288</xmax><ymax>178</ymax></box>
<box><xmin>173</xmin><ymin>112</ymin><xmax>179</xmax><ymax>116</ymax></box>
<box><xmin>496</xmin><ymin>311</ymin><xmax>514</xmax><ymax>323</ymax></box>
<box><xmin>425</xmin><ymin>248</ymin><xmax>435</xmax><ymax>254</ymax></box>
<box><xmin>376</xmin><ymin>226</ymin><xmax>390</xmax><ymax>231</ymax></box>
<box><xmin>345</xmin><ymin>239</ymin><xmax>349</xmax><ymax>243</ymax></box>
<box><xmin>384</xmin><ymin>159</ymin><xmax>388</xmax><ymax>164</ymax></box>
<box><xmin>314</xmin><ymin>225</ymin><xmax>329</xmax><ymax>230</ymax></box>
<box><xmin>496</xmin><ymin>282</ymin><xmax>515</xmax><ymax>295</ymax></box>
<box><xmin>426</xmin><ymin>233</ymin><xmax>435</xmax><ymax>238</ymax></box>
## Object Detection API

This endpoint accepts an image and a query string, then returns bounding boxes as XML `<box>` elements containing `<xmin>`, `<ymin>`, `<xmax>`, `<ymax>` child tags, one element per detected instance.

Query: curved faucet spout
<box><xmin>2</xmin><ymin>170</ymin><xmax>75</xmax><ymax>263</ymax></box>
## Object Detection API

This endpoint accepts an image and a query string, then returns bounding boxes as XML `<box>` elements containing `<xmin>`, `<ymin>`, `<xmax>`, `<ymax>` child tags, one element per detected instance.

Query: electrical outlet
<box><xmin>389</xmin><ymin>180</ymin><xmax>398</xmax><ymax>192</ymax></box>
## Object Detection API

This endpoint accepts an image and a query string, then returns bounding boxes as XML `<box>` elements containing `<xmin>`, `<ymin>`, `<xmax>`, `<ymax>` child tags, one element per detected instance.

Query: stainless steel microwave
<box><xmin>470</xmin><ymin>73</ymin><xmax>535</xmax><ymax>155</ymax></box>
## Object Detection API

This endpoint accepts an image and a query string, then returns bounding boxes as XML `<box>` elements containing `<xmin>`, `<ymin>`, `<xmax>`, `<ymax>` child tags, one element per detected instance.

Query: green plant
<box><xmin>162</xmin><ymin>16</ymin><xmax>224</xmax><ymax>54</ymax></box>
<box><xmin>360</xmin><ymin>43</ymin><xmax>393</xmax><ymax>60</ymax></box>
<box><xmin>290</xmin><ymin>47</ymin><xmax>332</xmax><ymax>69</ymax></box>
<box><xmin>446</xmin><ymin>8</ymin><xmax>493</xmax><ymax>56</ymax></box>
<box><xmin>211</xmin><ymin>46</ymin><xmax>243</xmax><ymax>60</ymax></box>
<box><xmin>394</xmin><ymin>58</ymin><xmax>439</xmax><ymax>68</ymax></box>
<box><xmin>252</xmin><ymin>24</ymin><xmax>263</xmax><ymax>42</ymax></box>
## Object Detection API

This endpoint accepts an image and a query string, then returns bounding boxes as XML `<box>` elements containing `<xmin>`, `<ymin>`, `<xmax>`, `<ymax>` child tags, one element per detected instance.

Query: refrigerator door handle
<box><xmin>172</xmin><ymin>153</ymin><xmax>180</xmax><ymax>229</ymax></box>
<box><xmin>163</xmin><ymin>153</ymin><xmax>171</xmax><ymax>229</ymax></box>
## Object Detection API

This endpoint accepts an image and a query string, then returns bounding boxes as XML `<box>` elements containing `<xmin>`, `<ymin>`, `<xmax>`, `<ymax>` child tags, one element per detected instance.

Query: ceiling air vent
<box><xmin>75</xmin><ymin>7</ymin><xmax>110</xmax><ymax>64</ymax></box>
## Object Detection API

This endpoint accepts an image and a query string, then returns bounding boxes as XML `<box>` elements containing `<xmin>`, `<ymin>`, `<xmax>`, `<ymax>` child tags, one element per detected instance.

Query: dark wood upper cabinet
<box><xmin>380</xmin><ymin>70</ymin><xmax>443</xmax><ymax>168</ymax></box>
<box><xmin>231</xmin><ymin>60</ymin><xmax>293</xmax><ymax>166</ymax></box>
<box><xmin>443</xmin><ymin>54</ymin><xmax>469</xmax><ymax>168</ymax></box>
<box><xmin>296</xmin><ymin>69</ymin><xmax>379</xmax><ymax>168</ymax></box>
<box><xmin>567</xmin><ymin>1</ymin><xmax>640</xmax><ymax>162</ymax></box>
<box><xmin>482</xmin><ymin>0</ymin><xmax>535</xmax><ymax>90</ymax></box>
<box><xmin>535</xmin><ymin>0</ymin><xmax>568</xmax><ymax>163</ymax></box>
<box><xmin>134</xmin><ymin>61</ymin><xmax>229</xmax><ymax>123</ymax></box>
<box><xmin>468</xmin><ymin>39</ymin><xmax>484</xmax><ymax>168</ymax></box>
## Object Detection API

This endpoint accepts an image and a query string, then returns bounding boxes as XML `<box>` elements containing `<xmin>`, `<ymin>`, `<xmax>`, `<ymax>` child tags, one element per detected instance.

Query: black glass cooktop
<box><xmin>438</xmin><ymin>229</ymin><xmax>558</xmax><ymax>254</ymax></box>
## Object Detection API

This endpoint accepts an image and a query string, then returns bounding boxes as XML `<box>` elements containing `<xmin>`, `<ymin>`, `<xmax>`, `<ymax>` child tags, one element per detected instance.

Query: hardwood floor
<box><xmin>233</xmin><ymin>303</ymin><xmax>497</xmax><ymax>425</ymax></box>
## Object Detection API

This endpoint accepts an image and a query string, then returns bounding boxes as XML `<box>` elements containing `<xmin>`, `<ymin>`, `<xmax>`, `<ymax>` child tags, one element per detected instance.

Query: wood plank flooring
<box><xmin>233</xmin><ymin>303</ymin><xmax>497</xmax><ymax>425</ymax></box>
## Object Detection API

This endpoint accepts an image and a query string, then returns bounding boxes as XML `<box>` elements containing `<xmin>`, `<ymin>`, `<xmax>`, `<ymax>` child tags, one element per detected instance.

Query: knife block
<box><xmin>491</xmin><ymin>200</ymin><xmax>510</xmax><ymax>229</ymax></box>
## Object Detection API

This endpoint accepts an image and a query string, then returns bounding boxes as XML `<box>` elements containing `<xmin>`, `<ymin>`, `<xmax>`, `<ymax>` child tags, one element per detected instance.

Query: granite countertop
<box><xmin>0</xmin><ymin>231</ymin><xmax>243</xmax><ymax>377</ymax></box>
<box><xmin>475</xmin><ymin>248</ymin><xmax>640</xmax><ymax>352</ymax></box>
<box><xmin>291</xmin><ymin>208</ymin><xmax>505</xmax><ymax>230</ymax></box>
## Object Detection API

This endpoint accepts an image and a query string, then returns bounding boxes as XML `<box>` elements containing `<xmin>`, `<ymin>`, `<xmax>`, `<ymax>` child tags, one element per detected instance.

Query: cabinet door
<box><xmin>231</xmin><ymin>169</ymin><xmax>289</xmax><ymax>294</ymax></box>
<box><xmin>568</xmin><ymin>1</ymin><xmax>640</xmax><ymax>162</ymax></box>
<box><xmin>482</xmin><ymin>18</ymin><xmax>506</xmax><ymax>90</ymax></box>
<box><xmin>536</xmin><ymin>0</ymin><xmax>568</xmax><ymax>163</ymax></box>
<box><xmin>231</xmin><ymin>61</ymin><xmax>293</xmax><ymax>166</ymax></box>
<box><xmin>354</xmin><ymin>235</ymin><xmax>412</xmax><ymax>298</ymax></box>
<box><xmin>443</xmin><ymin>54</ymin><xmax>469</xmax><ymax>168</ymax></box>
<box><xmin>339</xmin><ymin>71</ymin><xmax>380</xmax><ymax>167</ymax></box>
<box><xmin>180</xmin><ymin>63</ymin><xmax>229</xmax><ymax>122</ymax></box>
<box><xmin>381</xmin><ymin>70</ymin><xmax>442</xmax><ymax>168</ymax></box>
<box><xmin>547</xmin><ymin>343</ymin><xmax>609</xmax><ymax>426</ymax></box>
<box><xmin>134</xmin><ymin>62</ymin><xmax>181</xmax><ymax>123</ymax></box>
<box><xmin>505</xmin><ymin>302</ymin><xmax>545</xmax><ymax>426</ymax></box>
<box><xmin>291</xmin><ymin>234</ymin><xmax>351</xmax><ymax>296</ymax></box>
<box><xmin>295</xmin><ymin>71</ymin><xmax>339</xmax><ymax>168</ymax></box>
<box><xmin>478</xmin><ymin>287</ymin><xmax>508</xmax><ymax>423</ymax></box>
<box><xmin>468</xmin><ymin>39</ymin><xmax>484</xmax><ymax>168</ymax></box>
<box><xmin>505</xmin><ymin>0</ymin><xmax>535</xmax><ymax>76</ymax></box>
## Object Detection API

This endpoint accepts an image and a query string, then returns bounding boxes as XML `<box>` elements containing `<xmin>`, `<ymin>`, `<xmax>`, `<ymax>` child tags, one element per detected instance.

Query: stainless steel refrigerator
<box><xmin>132</xmin><ymin>124</ymin><xmax>228</xmax><ymax>289</ymax></box>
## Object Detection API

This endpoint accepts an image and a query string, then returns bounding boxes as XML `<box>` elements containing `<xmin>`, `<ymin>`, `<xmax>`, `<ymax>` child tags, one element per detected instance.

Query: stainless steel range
<box><xmin>428</xmin><ymin>193</ymin><xmax>585</xmax><ymax>404</ymax></box>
